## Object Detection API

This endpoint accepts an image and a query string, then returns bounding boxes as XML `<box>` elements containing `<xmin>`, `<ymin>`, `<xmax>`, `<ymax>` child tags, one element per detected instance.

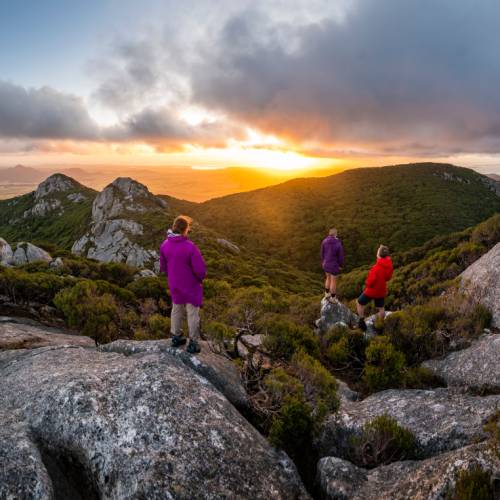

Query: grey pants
<box><xmin>170</xmin><ymin>303</ymin><xmax>200</xmax><ymax>341</ymax></box>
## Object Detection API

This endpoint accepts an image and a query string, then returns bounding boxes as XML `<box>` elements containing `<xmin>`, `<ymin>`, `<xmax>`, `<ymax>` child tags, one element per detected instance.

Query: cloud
<box><xmin>0</xmin><ymin>81</ymin><xmax>100</xmax><ymax>140</ymax></box>
<box><xmin>190</xmin><ymin>0</ymin><xmax>500</xmax><ymax>155</ymax></box>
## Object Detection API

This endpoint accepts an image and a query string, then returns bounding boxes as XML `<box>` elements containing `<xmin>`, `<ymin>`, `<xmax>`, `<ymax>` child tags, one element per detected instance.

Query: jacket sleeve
<box><xmin>320</xmin><ymin>240</ymin><xmax>325</xmax><ymax>262</ymax></box>
<box><xmin>190</xmin><ymin>245</ymin><xmax>207</xmax><ymax>282</ymax></box>
<box><xmin>159</xmin><ymin>247</ymin><xmax>168</xmax><ymax>275</ymax></box>
<box><xmin>337</xmin><ymin>243</ymin><xmax>345</xmax><ymax>267</ymax></box>
<box><xmin>386</xmin><ymin>265</ymin><xmax>394</xmax><ymax>281</ymax></box>
<box><xmin>365</xmin><ymin>266</ymin><xmax>378</xmax><ymax>288</ymax></box>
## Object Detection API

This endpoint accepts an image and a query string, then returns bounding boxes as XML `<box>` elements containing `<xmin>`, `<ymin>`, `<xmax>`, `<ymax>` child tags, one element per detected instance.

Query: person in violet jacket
<box><xmin>159</xmin><ymin>215</ymin><xmax>206</xmax><ymax>354</ymax></box>
<box><xmin>356</xmin><ymin>245</ymin><xmax>394</xmax><ymax>331</ymax></box>
<box><xmin>321</xmin><ymin>228</ymin><xmax>345</xmax><ymax>302</ymax></box>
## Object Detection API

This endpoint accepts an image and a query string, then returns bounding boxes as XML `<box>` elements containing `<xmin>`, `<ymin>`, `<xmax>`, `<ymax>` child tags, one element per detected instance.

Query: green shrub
<box><xmin>0</xmin><ymin>266</ymin><xmax>77</xmax><ymax>304</ymax></box>
<box><xmin>147</xmin><ymin>314</ymin><xmax>171</xmax><ymax>338</ymax></box>
<box><xmin>269</xmin><ymin>396</ymin><xmax>315</xmax><ymax>465</ymax></box>
<box><xmin>352</xmin><ymin>415</ymin><xmax>418</xmax><ymax>467</ymax></box>
<box><xmin>484</xmin><ymin>411</ymin><xmax>500</xmax><ymax>459</ymax></box>
<box><xmin>264</xmin><ymin>368</ymin><xmax>304</xmax><ymax>406</ymax></box>
<box><xmin>403</xmin><ymin>365</ymin><xmax>443</xmax><ymax>389</ymax></box>
<box><xmin>291</xmin><ymin>351</ymin><xmax>339</xmax><ymax>420</ymax></box>
<box><xmin>385</xmin><ymin>294</ymin><xmax>491</xmax><ymax>366</ymax></box>
<box><xmin>54</xmin><ymin>281</ymin><xmax>122</xmax><ymax>345</ymax></box>
<box><xmin>451</xmin><ymin>466</ymin><xmax>495</xmax><ymax>500</ymax></box>
<box><xmin>261</xmin><ymin>317</ymin><xmax>320</xmax><ymax>360</ymax></box>
<box><xmin>224</xmin><ymin>286</ymin><xmax>289</xmax><ymax>331</ymax></box>
<box><xmin>98</xmin><ymin>262</ymin><xmax>137</xmax><ymax>287</ymax></box>
<box><xmin>363</xmin><ymin>336</ymin><xmax>406</xmax><ymax>392</ymax></box>
<box><xmin>471</xmin><ymin>213</ymin><xmax>500</xmax><ymax>247</ymax></box>
<box><xmin>127</xmin><ymin>277</ymin><xmax>168</xmax><ymax>300</ymax></box>
<box><xmin>324</xmin><ymin>325</ymin><xmax>367</xmax><ymax>369</ymax></box>
<box><xmin>204</xmin><ymin>321</ymin><xmax>236</xmax><ymax>353</ymax></box>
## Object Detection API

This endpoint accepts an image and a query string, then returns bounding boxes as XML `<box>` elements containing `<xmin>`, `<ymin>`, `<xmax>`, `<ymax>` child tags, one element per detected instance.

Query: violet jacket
<box><xmin>159</xmin><ymin>234</ymin><xmax>206</xmax><ymax>307</ymax></box>
<box><xmin>321</xmin><ymin>236</ymin><xmax>345</xmax><ymax>275</ymax></box>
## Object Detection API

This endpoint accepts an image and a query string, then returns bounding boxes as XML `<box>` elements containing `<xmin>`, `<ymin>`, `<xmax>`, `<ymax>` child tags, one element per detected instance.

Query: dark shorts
<box><xmin>357</xmin><ymin>293</ymin><xmax>385</xmax><ymax>308</ymax></box>
<box><xmin>324</xmin><ymin>271</ymin><xmax>340</xmax><ymax>277</ymax></box>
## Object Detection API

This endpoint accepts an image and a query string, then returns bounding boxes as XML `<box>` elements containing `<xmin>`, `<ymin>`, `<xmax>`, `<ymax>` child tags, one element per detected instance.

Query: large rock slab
<box><xmin>99</xmin><ymin>339</ymin><xmax>249</xmax><ymax>412</ymax></box>
<box><xmin>0</xmin><ymin>409</ymin><xmax>54</xmax><ymax>499</ymax></box>
<box><xmin>423</xmin><ymin>334</ymin><xmax>500</xmax><ymax>393</ymax></box>
<box><xmin>0</xmin><ymin>346</ymin><xmax>308</xmax><ymax>499</ymax></box>
<box><xmin>0</xmin><ymin>317</ymin><xmax>94</xmax><ymax>350</ymax></box>
<box><xmin>315</xmin><ymin>297</ymin><xmax>359</xmax><ymax>333</ymax></box>
<box><xmin>319</xmin><ymin>388</ymin><xmax>500</xmax><ymax>459</ymax></box>
<box><xmin>317</xmin><ymin>442</ymin><xmax>500</xmax><ymax>500</ymax></box>
<box><xmin>461</xmin><ymin>241</ymin><xmax>500</xmax><ymax>327</ymax></box>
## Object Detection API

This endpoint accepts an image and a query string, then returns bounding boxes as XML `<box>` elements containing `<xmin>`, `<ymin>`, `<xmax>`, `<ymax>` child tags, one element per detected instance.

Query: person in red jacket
<box><xmin>356</xmin><ymin>245</ymin><xmax>393</xmax><ymax>331</ymax></box>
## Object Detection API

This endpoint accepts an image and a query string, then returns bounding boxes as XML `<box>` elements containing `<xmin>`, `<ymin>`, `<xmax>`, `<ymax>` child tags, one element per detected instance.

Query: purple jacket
<box><xmin>321</xmin><ymin>236</ymin><xmax>345</xmax><ymax>275</ymax></box>
<box><xmin>159</xmin><ymin>233</ymin><xmax>206</xmax><ymax>307</ymax></box>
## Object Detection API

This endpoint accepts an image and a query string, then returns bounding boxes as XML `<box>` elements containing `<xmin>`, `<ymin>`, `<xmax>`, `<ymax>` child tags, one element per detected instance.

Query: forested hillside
<box><xmin>174</xmin><ymin>163</ymin><xmax>500</xmax><ymax>272</ymax></box>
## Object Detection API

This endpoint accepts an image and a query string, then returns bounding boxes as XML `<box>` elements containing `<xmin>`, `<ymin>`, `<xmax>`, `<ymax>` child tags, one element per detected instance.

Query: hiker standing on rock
<box><xmin>321</xmin><ymin>228</ymin><xmax>345</xmax><ymax>302</ymax></box>
<box><xmin>160</xmin><ymin>215</ymin><xmax>206</xmax><ymax>354</ymax></box>
<box><xmin>357</xmin><ymin>245</ymin><xmax>393</xmax><ymax>331</ymax></box>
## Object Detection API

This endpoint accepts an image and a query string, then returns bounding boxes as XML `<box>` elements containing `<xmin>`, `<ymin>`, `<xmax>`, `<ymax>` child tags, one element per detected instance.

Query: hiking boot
<box><xmin>171</xmin><ymin>335</ymin><xmax>187</xmax><ymax>348</ymax></box>
<box><xmin>186</xmin><ymin>340</ymin><xmax>201</xmax><ymax>354</ymax></box>
<box><xmin>358</xmin><ymin>318</ymin><xmax>367</xmax><ymax>332</ymax></box>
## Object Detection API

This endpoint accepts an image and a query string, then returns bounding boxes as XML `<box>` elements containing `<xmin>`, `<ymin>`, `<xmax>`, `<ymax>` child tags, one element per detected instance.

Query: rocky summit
<box><xmin>72</xmin><ymin>178</ymin><xmax>168</xmax><ymax>270</ymax></box>
<box><xmin>23</xmin><ymin>174</ymin><xmax>87</xmax><ymax>219</ymax></box>
<box><xmin>0</xmin><ymin>319</ymin><xmax>309</xmax><ymax>499</ymax></box>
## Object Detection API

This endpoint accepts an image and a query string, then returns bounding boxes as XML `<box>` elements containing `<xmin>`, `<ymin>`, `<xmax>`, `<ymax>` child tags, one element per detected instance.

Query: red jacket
<box><xmin>364</xmin><ymin>257</ymin><xmax>394</xmax><ymax>298</ymax></box>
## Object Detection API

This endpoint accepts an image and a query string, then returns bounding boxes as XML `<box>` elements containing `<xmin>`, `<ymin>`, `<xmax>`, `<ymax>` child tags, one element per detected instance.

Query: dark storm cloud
<box><xmin>0</xmin><ymin>81</ymin><xmax>100</xmax><ymax>140</ymax></box>
<box><xmin>191</xmin><ymin>0</ymin><xmax>500</xmax><ymax>155</ymax></box>
<box><xmin>108</xmin><ymin>107</ymin><xmax>244</xmax><ymax>148</ymax></box>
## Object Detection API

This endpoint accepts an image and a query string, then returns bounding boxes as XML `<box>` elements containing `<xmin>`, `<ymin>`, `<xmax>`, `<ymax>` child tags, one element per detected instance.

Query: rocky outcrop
<box><xmin>23</xmin><ymin>173</ymin><xmax>85</xmax><ymax>218</ymax></box>
<box><xmin>0</xmin><ymin>317</ymin><xmax>94</xmax><ymax>350</ymax></box>
<box><xmin>99</xmin><ymin>339</ymin><xmax>249</xmax><ymax>412</ymax></box>
<box><xmin>217</xmin><ymin>238</ymin><xmax>241</xmax><ymax>254</ymax></box>
<box><xmin>73</xmin><ymin>219</ymin><xmax>157</xmax><ymax>269</ymax></box>
<box><xmin>319</xmin><ymin>388</ymin><xmax>500</xmax><ymax>459</ymax></box>
<box><xmin>315</xmin><ymin>297</ymin><xmax>359</xmax><ymax>333</ymax></box>
<box><xmin>423</xmin><ymin>333</ymin><xmax>500</xmax><ymax>393</ymax></box>
<box><xmin>316</xmin><ymin>443</ymin><xmax>500</xmax><ymax>500</ymax></box>
<box><xmin>72</xmin><ymin>178</ymin><xmax>167</xmax><ymax>270</ymax></box>
<box><xmin>0</xmin><ymin>237</ymin><xmax>13</xmax><ymax>266</ymax></box>
<box><xmin>11</xmin><ymin>242</ymin><xmax>52</xmax><ymax>266</ymax></box>
<box><xmin>0</xmin><ymin>346</ymin><xmax>309</xmax><ymax>499</ymax></box>
<box><xmin>92</xmin><ymin>177</ymin><xmax>167</xmax><ymax>223</ymax></box>
<box><xmin>461</xmin><ymin>242</ymin><xmax>500</xmax><ymax>327</ymax></box>
<box><xmin>34</xmin><ymin>174</ymin><xmax>77</xmax><ymax>200</ymax></box>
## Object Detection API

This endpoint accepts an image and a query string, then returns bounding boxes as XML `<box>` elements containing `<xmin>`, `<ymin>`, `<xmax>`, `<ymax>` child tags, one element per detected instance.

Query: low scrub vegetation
<box><xmin>351</xmin><ymin>415</ymin><xmax>418</xmax><ymax>467</ymax></box>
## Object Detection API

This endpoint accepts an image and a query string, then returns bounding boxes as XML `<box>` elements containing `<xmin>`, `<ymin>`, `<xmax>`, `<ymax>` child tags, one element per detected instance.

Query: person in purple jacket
<box><xmin>321</xmin><ymin>228</ymin><xmax>345</xmax><ymax>302</ymax></box>
<box><xmin>159</xmin><ymin>215</ymin><xmax>206</xmax><ymax>354</ymax></box>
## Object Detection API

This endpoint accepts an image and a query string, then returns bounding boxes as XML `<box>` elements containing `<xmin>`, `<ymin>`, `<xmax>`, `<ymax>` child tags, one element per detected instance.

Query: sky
<box><xmin>1</xmin><ymin>0</ymin><xmax>500</xmax><ymax>173</ymax></box>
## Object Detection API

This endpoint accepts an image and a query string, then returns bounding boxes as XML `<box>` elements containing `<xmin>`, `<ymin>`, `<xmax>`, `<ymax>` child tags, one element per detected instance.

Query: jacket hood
<box><xmin>377</xmin><ymin>256</ymin><xmax>392</xmax><ymax>268</ymax></box>
<box><xmin>167</xmin><ymin>229</ymin><xmax>187</xmax><ymax>242</ymax></box>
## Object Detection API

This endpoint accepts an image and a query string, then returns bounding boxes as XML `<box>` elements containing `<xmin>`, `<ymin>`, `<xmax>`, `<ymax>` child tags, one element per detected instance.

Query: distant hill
<box><xmin>487</xmin><ymin>173</ymin><xmax>500</xmax><ymax>182</ymax></box>
<box><xmin>172</xmin><ymin>163</ymin><xmax>500</xmax><ymax>272</ymax></box>
<box><xmin>0</xmin><ymin>165</ymin><xmax>46</xmax><ymax>183</ymax></box>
